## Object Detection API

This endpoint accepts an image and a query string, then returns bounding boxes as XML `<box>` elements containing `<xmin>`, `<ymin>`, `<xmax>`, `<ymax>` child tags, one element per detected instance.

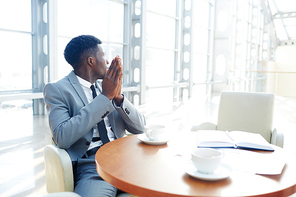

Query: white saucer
<box><xmin>138</xmin><ymin>134</ymin><xmax>169</xmax><ymax>145</ymax></box>
<box><xmin>185</xmin><ymin>160</ymin><xmax>232</xmax><ymax>181</ymax></box>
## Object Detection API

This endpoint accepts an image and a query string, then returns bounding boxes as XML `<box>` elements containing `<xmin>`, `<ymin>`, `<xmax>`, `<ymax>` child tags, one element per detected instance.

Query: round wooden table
<box><xmin>95</xmin><ymin>133</ymin><xmax>296</xmax><ymax>197</ymax></box>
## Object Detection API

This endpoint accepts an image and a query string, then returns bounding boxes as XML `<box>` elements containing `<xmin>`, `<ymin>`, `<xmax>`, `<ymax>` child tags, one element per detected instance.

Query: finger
<box><xmin>115</xmin><ymin>56</ymin><xmax>122</xmax><ymax>66</ymax></box>
<box><xmin>118</xmin><ymin>66</ymin><xmax>123</xmax><ymax>79</ymax></box>
<box><xmin>110</xmin><ymin>63</ymin><xmax>120</xmax><ymax>81</ymax></box>
<box><xmin>112</xmin><ymin>67</ymin><xmax>122</xmax><ymax>84</ymax></box>
<box><xmin>107</xmin><ymin>56</ymin><xmax>120</xmax><ymax>77</ymax></box>
<box><xmin>118</xmin><ymin>75</ymin><xmax>122</xmax><ymax>84</ymax></box>
<box><xmin>117</xmin><ymin>69</ymin><xmax>123</xmax><ymax>84</ymax></box>
<box><xmin>107</xmin><ymin>57</ymin><xmax>116</xmax><ymax>75</ymax></box>
<box><xmin>105</xmin><ymin>66</ymin><xmax>115</xmax><ymax>80</ymax></box>
<box><xmin>118</xmin><ymin>59</ymin><xmax>123</xmax><ymax>67</ymax></box>
<box><xmin>108</xmin><ymin>56</ymin><xmax>121</xmax><ymax>80</ymax></box>
<box><xmin>114</xmin><ymin>56</ymin><xmax>120</xmax><ymax>68</ymax></box>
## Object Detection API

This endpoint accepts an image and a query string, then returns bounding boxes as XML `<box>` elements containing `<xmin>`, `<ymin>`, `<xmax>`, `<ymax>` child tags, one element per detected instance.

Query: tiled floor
<box><xmin>0</xmin><ymin>94</ymin><xmax>295</xmax><ymax>197</ymax></box>
<box><xmin>0</xmin><ymin>109</ymin><xmax>50</xmax><ymax>197</ymax></box>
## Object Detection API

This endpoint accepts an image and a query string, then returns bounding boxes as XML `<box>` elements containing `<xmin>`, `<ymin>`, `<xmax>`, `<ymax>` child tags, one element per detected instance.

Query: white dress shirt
<box><xmin>76</xmin><ymin>76</ymin><xmax>115</xmax><ymax>150</ymax></box>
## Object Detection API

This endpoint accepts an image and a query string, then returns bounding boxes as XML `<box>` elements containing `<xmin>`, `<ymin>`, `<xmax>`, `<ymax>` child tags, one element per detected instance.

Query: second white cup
<box><xmin>191</xmin><ymin>148</ymin><xmax>223</xmax><ymax>174</ymax></box>
<box><xmin>144</xmin><ymin>125</ymin><xmax>166</xmax><ymax>141</ymax></box>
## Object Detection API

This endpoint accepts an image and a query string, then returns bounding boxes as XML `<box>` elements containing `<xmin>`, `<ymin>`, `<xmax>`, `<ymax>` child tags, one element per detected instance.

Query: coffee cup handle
<box><xmin>146</xmin><ymin>129</ymin><xmax>153</xmax><ymax>140</ymax></box>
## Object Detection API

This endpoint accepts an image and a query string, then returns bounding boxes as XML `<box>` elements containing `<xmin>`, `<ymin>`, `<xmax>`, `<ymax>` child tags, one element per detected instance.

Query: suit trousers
<box><xmin>73</xmin><ymin>153</ymin><xmax>117</xmax><ymax>197</ymax></box>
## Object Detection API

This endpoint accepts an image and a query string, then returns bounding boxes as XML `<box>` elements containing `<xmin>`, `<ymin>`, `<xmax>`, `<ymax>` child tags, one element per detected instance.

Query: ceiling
<box><xmin>268</xmin><ymin>0</ymin><xmax>296</xmax><ymax>43</ymax></box>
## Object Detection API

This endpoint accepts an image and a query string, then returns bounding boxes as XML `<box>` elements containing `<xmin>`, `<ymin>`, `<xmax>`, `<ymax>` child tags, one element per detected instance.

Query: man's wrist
<box><xmin>113</xmin><ymin>94</ymin><xmax>124</xmax><ymax>106</ymax></box>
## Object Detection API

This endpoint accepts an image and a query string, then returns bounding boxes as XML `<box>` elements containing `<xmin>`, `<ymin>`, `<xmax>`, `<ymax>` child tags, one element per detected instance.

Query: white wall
<box><xmin>267</xmin><ymin>46</ymin><xmax>296</xmax><ymax>97</ymax></box>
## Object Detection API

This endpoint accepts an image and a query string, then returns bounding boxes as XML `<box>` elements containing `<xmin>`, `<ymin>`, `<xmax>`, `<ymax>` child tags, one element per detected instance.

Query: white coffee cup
<box><xmin>144</xmin><ymin>125</ymin><xmax>166</xmax><ymax>141</ymax></box>
<box><xmin>191</xmin><ymin>148</ymin><xmax>223</xmax><ymax>174</ymax></box>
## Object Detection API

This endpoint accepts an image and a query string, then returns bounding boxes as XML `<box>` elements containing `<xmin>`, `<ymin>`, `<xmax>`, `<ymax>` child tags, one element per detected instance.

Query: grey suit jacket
<box><xmin>43</xmin><ymin>71</ymin><xmax>145</xmax><ymax>161</ymax></box>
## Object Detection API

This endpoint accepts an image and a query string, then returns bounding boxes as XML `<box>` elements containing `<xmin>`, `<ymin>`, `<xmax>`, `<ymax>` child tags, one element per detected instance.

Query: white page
<box><xmin>220</xmin><ymin>148</ymin><xmax>285</xmax><ymax>175</ymax></box>
<box><xmin>196</xmin><ymin>130</ymin><xmax>234</xmax><ymax>147</ymax></box>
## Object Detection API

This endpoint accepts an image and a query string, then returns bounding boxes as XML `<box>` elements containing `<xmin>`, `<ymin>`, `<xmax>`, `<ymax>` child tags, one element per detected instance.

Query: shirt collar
<box><xmin>76</xmin><ymin>75</ymin><xmax>94</xmax><ymax>89</ymax></box>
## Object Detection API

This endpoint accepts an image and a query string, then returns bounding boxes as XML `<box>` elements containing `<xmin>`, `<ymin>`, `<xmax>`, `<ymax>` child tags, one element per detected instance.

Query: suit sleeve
<box><xmin>44</xmin><ymin>83</ymin><xmax>115</xmax><ymax>149</ymax></box>
<box><xmin>112</xmin><ymin>95</ymin><xmax>146</xmax><ymax>134</ymax></box>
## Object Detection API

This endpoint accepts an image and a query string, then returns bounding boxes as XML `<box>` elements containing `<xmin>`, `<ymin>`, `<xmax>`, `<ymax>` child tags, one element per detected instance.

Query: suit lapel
<box><xmin>68</xmin><ymin>71</ymin><xmax>88</xmax><ymax>105</ymax></box>
<box><xmin>68</xmin><ymin>71</ymin><xmax>94</xmax><ymax>143</ymax></box>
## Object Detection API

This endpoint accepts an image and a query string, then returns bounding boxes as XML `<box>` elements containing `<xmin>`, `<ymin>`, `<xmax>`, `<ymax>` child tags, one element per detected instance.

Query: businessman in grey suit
<box><xmin>43</xmin><ymin>35</ymin><xmax>146</xmax><ymax>197</ymax></box>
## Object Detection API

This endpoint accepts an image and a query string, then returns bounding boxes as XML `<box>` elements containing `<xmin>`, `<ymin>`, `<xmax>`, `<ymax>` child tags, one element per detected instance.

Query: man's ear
<box><xmin>87</xmin><ymin>56</ymin><xmax>95</xmax><ymax>67</ymax></box>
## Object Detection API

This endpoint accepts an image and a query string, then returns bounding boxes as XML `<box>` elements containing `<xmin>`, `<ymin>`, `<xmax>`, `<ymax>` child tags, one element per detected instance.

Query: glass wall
<box><xmin>226</xmin><ymin>0</ymin><xmax>273</xmax><ymax>92</ymax></box>
<box><xmin>144</xmin><ymin>0</ymin><xmax>179</xmax><ymax>112</ymax></box>
<box><xmin>0</xmin><ymin>0</ymin><xmax>32</xmax><ymax>93</ymax></box>
<box><xmin>0</xmin><ymin>0</ymin><xmax>277</xmax><ymax>115</ymax></box>
<box><xmin>191</xmin><ymin>0</ymin><xmax>214</xmax><ymax>98</ymax></box>
<box><xmin>0</xmin><ymin>0</ymin><xmax>33</xmax><ymax>111</ymax></box>
<box><xmin>56</xmin><ymin>0</ymin><xmax>125</xmax><ymax>80</ymax></box>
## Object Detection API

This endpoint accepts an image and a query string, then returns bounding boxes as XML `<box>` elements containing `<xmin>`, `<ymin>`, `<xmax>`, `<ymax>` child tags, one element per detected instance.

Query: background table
<box><xmin>95</xmin><ymin>133</ymin><xmax>296</xmax><ymax>197</ymax></box>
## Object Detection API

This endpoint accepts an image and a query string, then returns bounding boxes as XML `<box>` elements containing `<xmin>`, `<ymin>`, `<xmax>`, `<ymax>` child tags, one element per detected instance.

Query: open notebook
<box><xmin>196</xmin><ymin>130</ymin><xmax>274</xmax><ymax>151</ymax></box>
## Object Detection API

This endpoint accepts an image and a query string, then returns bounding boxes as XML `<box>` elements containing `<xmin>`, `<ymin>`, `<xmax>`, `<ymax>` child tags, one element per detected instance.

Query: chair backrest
<box><xmin>217</xmin><ymin>91</ymin><xmax>275</xmax><ymax>142</ymax></box>
<box><xmin>44</xmin><ymin>145</ymin><xmax>74</xmax><ymax>193</ymax></box>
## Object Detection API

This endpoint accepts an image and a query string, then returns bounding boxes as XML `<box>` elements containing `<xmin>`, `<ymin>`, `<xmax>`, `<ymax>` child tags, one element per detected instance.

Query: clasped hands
<box><xmin>101</xmin><ymin>55</ymin><xmax>123</xmax><ymax>106</ymax></box>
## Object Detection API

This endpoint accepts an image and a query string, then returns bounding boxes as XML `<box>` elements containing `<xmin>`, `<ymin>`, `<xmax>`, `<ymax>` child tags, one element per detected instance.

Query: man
<box><xmin>43</xmin><ymin>35</ymin><xmax>145</xmax><ymax>197</ymax></box>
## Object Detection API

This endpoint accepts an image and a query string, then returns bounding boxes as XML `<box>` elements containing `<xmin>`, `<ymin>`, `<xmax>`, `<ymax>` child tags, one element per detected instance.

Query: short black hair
<box><xmin>64</xmin><ymin>35</ymin><xmax>102</xmax><ymax>70</ymax></box>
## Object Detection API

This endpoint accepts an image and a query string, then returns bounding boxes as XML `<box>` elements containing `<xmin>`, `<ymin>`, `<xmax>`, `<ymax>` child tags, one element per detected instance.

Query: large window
<box><xmin>56</xmin><ymin>0</ymin><xmax>125</xmax><ymax>80</ymax></box>
<box><xmin>180</xmin><ymin>0</ymin><xmax>215</xmax><ymax>101</ymax></box>
<box><xmin>0</xmin><ymin>0</ymin><xmax>278</xmax><ymax>115</ymax></box>
<box><xmin>191</xmin><ymin>0</ymin><xmax>213</xmax><ymax>98</ymax></box>
<box><xmin>0</xmin><ymin>0</ymin><xmax>33</xmax><ymax>113</ymax></box>
<box><xmin>226</xmin><ymin>0</ymin><xmax>273</xmax><ymax>92</ymax></box>
<box><xmin>144</xmin><ymin>0</ymin><xmax>180</xmax><ymax>112</ymax></box>
<box><xmin>0</xmin><ymin>0</ymin><xmax>32</xmax><ymax>93</ymax></box>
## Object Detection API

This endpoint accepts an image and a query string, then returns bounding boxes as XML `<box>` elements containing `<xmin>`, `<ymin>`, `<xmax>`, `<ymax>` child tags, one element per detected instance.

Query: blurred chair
<box><xmin>43</xmin><ymin>138</ymin><xmax>134</xmax><ymax>197</ymax></box>
<box><xmin>44</xmin><ymin>144</ymin><xmax>74</xmax><ymax>193</ymax></box>
<box><xmin>192</xmin><ymin>91</ymin><xmax>283</xmax><ymax>147</ymax></box>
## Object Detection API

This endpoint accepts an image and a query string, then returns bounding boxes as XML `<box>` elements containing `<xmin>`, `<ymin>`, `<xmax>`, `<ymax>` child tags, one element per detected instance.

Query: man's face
<box><xmin>93</xmin><ymin>45</ymin><xmax>109</xmax><ymax>79</ymax></box>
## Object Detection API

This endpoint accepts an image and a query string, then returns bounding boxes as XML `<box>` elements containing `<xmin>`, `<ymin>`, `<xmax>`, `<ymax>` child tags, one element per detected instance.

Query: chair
<box><xmin>43</xmin><ymin>144</ymin><xmax>74</xmax><ymax>193</ymax></box>
<box><xmin>43</xmin><ymin>138</ymin><xmax>134</xmax><ymax>197</ymax></box>
<box><xmin>192</xmin><ymin>91</ymin><xmax>284</xmax><ymax>147</ymax></box>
